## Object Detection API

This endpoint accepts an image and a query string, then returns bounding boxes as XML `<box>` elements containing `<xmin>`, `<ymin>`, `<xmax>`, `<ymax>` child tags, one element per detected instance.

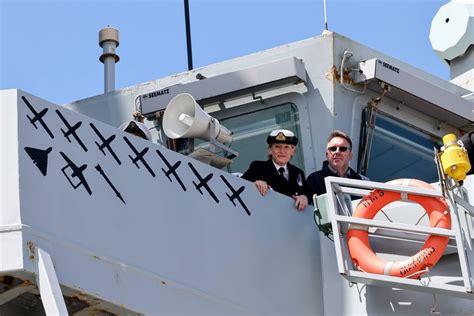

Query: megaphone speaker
<box><xmin>163</xmin><ymin>93</ymin><xmax>232</xmax><ymax>143</ymax></box>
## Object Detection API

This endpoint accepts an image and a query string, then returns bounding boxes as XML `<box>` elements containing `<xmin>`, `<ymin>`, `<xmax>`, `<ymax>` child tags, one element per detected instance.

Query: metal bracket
<box><xmin>209</xmin><ymin>119</ymin><xmax>238</xmax><ymax>159</ymax></box>
<box><xmin>252</xmin><ymin>92</ymin><xmax>264</xmax><ymax>103</ymax></box>
<box><xmin>358</xmin><ymin>83</ymin><xmax>391</xmax><ymax>174</ymax></box>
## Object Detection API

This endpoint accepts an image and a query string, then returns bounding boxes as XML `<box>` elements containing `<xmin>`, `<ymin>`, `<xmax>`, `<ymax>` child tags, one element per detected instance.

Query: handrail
<box><xmin>323</xmin><ymin>176</ymin><xmax>474</xmax><ymax>299</ymax></box>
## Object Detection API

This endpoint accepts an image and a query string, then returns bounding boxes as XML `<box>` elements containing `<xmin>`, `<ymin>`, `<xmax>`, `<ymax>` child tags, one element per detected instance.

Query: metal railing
<box><xmin>323</xmin><ymin>176</ymin><xmax>474</xmax><ymax>300</ymax></box>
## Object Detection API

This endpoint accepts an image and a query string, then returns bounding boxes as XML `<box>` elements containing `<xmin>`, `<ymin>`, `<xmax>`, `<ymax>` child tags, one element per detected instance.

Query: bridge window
<box><xmin>359</xmin><ymin>111</ymin><xmax>441</xmax><ymax>183</ymax></box>
<box><xmin>197</xmin><ymin>102</ymin><xmax>304</xmax><ymax>174</ymax></box>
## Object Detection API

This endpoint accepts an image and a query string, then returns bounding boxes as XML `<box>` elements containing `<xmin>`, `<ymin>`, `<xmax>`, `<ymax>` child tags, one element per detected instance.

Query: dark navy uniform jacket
<box><xmin>242</xmin><ymin>159</ymin><xmax>309</xmax><ymax>198</ymax></box>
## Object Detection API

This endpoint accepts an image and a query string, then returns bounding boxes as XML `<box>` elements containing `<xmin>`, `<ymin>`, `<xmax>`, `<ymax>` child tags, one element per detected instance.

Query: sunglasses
<box><xmin>327</xmin><ymin>146</ymin><xmax>350</xmax><ymax>152</ymax></box>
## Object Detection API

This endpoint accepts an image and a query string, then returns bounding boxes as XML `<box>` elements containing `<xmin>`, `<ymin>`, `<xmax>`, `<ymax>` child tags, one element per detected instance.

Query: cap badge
<box><xmin>276</xmin><ymin>132</ymin><xmax>287</xmax><ymax>141</ymax></box>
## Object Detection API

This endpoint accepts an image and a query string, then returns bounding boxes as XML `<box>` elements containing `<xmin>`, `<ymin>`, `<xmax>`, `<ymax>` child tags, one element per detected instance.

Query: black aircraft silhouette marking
<box><xmin>188</xmin><ymin>162</ymin><xmax>218</xmax><ymax>203</ymax></box>
<box><xmin>220</xmin><ymin>175</ymin><xmax>250</xmax><ymax>216</ymax></box>
<box><xmin>22</xmin><ymin>96</ymin><xmax>54</xmax><ymax>139</ymax></box>
<box><xmin>56</xmin><ymin>110</ymin><xmax>88</xmax><ymax>152</ymax></box>
<box><xmin>59</xmin><ymin>152</ymin><xmax>92</xmax><ymax>195</ymax></box>
<box><xmin>24</xmin><ymin>146</ymin><xmax>52</xmax><ymax>176</ymax></box>
<box><xmin>123</xmin><ymin>136</ymin><xmax>155</xmax><ymax>177</ymax></box>
<box><xmin>90</xmin><ymin>123</ymin><xmax>121</xmax><ymax>165</ymax></box>
<box><xmin>95</xmin><ymin>164</ymin><xmax>125</xmax><ymax>204</ymax></box>
<box><xmin>156</xmin><ymin>149</ymin><xmax>186</xmax><ymax>191</ymax></box>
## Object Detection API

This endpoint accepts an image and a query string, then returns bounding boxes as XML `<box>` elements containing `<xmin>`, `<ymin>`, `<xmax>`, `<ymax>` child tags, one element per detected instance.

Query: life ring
<box><xmin>347</xmin><ymin>178</ymin><xmax>451</xmax><ymax>279</ymax></box>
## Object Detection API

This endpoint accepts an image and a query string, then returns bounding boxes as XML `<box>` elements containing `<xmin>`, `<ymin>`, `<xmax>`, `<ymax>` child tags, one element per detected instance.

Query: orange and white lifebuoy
<box><xmin>347</xmin><ymin>179</ymin><xmax>451</xmax><ymax>279</ymax></box>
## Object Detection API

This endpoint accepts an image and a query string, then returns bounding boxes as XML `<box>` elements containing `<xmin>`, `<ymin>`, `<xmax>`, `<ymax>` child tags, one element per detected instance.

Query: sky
<box><xmin>1</xmin><ymin>0</ymin><xmax>450</xmax><ymax>106</ymax></box>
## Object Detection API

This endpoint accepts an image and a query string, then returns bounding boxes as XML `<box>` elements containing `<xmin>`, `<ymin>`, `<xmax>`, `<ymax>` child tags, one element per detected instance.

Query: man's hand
<box><xmin>292</xmin><ymin>194</ymin><xmax>308</xmax><ymax>211</ymax></box>
<box><xmin>254</xmin><ymin>180</ymin><xmax>270</xmax><ymax>196</ymax></box>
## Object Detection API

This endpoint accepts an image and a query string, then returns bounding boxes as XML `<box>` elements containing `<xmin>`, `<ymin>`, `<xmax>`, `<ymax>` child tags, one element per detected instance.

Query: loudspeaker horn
<box><xmin>163</xmin><ymin>93</ymin><xmax>232</xmax><ymax>143</ymax></box>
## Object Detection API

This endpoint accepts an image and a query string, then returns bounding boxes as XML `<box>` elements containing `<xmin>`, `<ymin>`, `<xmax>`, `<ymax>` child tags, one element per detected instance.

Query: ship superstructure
<box><xmin>1</xmin><ymin>1</ymin><xmax>473</xmax><ymax>315</ymax></box>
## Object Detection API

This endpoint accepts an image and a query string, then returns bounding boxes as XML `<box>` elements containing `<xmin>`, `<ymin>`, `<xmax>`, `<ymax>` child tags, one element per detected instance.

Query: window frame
<box><xmin>203</xmin><ymin>91</ymin><xmax>313</xmax><ymax>174</ymax></box>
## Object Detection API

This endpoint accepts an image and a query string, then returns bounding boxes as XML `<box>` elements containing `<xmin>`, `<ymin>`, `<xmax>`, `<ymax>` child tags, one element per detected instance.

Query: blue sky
<box><xmin>1</xmin><ymin>0</ymin><xmax>448</xmax><ymax>105</ymax></box>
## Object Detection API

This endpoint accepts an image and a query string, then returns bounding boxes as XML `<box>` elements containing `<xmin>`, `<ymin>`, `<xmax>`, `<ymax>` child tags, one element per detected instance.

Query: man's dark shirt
<box><xmin>306</xmin><ymin>160</ymin><xmax>368</xmax><ymax>196</ymax></box>
<box><xmin>460</xmin><ymin>132</ymin><xmax>474</xmax><ymax>175</ymax></box>
<box><xmin>242</xmin><ymin>159</ymin><xmax>309</xmax><ymax>198</ymax></box>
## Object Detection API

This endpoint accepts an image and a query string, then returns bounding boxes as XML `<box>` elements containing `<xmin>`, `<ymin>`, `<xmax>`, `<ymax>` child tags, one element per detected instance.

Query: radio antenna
<box><xmin>184</xmin><ymin>0</ymin><xmax>193</xmax><ymax>70</ymax></box>
<box><xmin>323</xmin><ymin>0</ymin><xmax>328</xmax><ymax>31</ymax></box>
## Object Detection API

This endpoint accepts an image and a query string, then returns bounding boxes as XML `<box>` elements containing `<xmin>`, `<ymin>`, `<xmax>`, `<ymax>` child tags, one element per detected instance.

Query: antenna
<box><xmin>184</xmin><ymin>0</ymin><xmax>193</xmax><ymax>71</ymax></box>
<box><xmin>323</xmin><ymin>0</ymin><xmax>328</xmax><ymax>31</ymax></box>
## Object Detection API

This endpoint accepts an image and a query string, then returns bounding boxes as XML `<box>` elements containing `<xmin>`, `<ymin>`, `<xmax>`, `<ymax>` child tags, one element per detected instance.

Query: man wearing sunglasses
<box><xmin>307</xmin><ymin>130</ymin><xmax>368</xmax><ymax>197</ymax></box>
<box><xmin>242</xmin><ymin>129</ymin><xmax>309</xmax><ymax>211</ymax></box>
